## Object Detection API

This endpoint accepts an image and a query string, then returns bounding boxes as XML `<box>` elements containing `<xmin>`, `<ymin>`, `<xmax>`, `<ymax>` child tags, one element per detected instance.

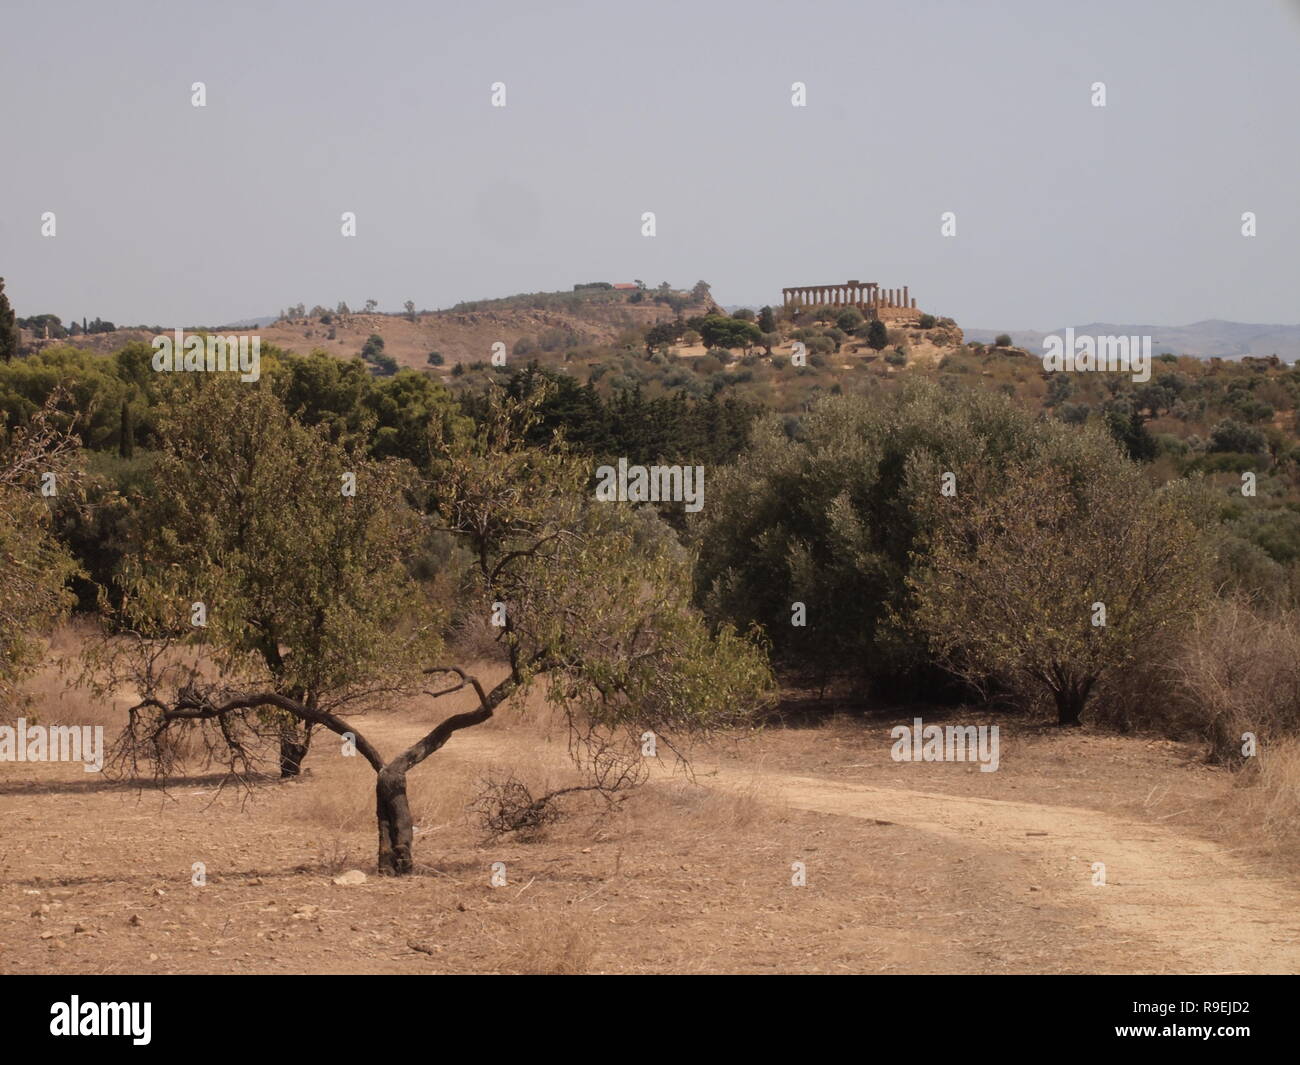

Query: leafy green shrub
<box><xmin>1209</xmin><ymin>419</ymin><xmax>1267</xmax><ymax>454</ymax></box>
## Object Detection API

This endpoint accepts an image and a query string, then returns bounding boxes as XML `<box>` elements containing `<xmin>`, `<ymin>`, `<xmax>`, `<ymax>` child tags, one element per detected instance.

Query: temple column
<box><xmin>903</xmin><ymin>286</ymin><xmax>909</xmax><ymax>309</ymax></box>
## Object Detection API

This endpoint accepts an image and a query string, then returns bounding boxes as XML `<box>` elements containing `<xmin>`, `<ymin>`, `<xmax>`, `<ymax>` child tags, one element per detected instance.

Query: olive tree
<box><xmin>97</xmin><ymin>376</ymin><xmax>435</xmax><ymax>776</ymax></box>
<box><xmin>691</xmin><ymin>385</ymin><xmax>1040</xmax><ymax>691</ymax></box>
<box><xmin>908</xmin><ymin>422</ymin><xmax>1212</xmax><ymax>725</ymax></box>
<box><xmin>104</xmin><ymin>384</ymin><xmax>773</xmax><ymax>875</ymax></box>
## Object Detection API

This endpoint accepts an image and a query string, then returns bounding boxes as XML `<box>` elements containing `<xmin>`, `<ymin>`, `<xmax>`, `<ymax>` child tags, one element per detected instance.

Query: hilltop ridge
<box><xmin>19</xmin><ymin>284</ymin><xmax>722</xmax><ymax>370</ymax></box>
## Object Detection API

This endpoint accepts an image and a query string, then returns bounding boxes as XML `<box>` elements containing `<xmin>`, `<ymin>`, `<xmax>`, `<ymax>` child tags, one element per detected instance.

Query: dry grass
<box><xmin>9</xmin><ymin>666</ymin><xmax>119</xmax><ymax>731</ymax></box>
<box><xmin>643</xmin><ymin>777</ymin><xmax>769</xmax><ymax>833</ymax></box>
<box><xmin>485</xmin><ymin>912</ymin><xmax>597</xmax><ymax>974</ymax></box>
<box><xmin>6</xmin><ymin>625</ymin><xmax>131</xmax><ymax>734</ymax></box>
<box><xmin>1219</xmin><ymin>736</ymin><xmax>1300</xmax><ymax>860</ymax></box>
<box><xmin>286</xmin><ymin>766</ymin><xmax>374</xmax><ymax>831</ymax></box>
<box><xmin>1171</xmin><ymin>601</ymin><xmax>1300</xmax><ymax>761</ymax></box>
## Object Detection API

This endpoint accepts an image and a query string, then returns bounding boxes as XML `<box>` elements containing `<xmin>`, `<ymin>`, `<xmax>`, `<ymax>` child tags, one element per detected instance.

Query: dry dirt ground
<box><xmin>2</xmin><ymin>674</ymin><xmax>1298</xmax><ymax>974</ymax></box>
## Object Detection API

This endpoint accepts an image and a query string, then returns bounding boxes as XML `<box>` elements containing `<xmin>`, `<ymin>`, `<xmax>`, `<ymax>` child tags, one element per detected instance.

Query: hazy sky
<box><xmin>3</xmin><ymin>0</ymin><xmax>1299</xmax><ymax>329</ymax></box>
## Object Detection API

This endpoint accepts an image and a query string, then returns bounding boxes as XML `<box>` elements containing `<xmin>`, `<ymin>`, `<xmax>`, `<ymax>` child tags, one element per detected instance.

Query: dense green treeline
<box><xmin>3</xmin><ymin>334</ymin><xmax>1300</xmax><ymax>754</ymax></box>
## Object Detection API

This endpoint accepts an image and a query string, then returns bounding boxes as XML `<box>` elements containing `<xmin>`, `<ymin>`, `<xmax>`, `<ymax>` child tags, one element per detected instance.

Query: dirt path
<box><xmin>694</xmin><ymin>763</ymin><xmax>1300</xmax><ymax>974</ymax></box>
<box><xmin>5</xmin><ymin>708</ymin><xmax>1298</xmax><ymax>973</ymax></box>
<box><xmin>448</xmin><ymin>727</ymin><xmax>1300</xmax><ymax>974</ymax></box>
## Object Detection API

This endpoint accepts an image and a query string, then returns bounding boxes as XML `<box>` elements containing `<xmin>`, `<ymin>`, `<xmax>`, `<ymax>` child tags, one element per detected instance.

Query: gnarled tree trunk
<box><xmin>376</xmin><ymin>767</ymin><xmax>414</xmax><ymax>876</ymax></box>
<box><xmin>370</xmin><ymin>666</ymin><xmax>520</xmax><ymax>875</ymax></box>
<box><xmin>278</xmin><ymin>714</ymin><xmax>313</xmax><ymax>778</ymax></box>
<box><xmin>279</xmin><ymin>735</ymin><xmax>309</xmax><ymax>778</ymax></box>
<box><xmin>1053</xmin><ymin>689</ymin><xmax>1083</xmax><ymax>727</ymax></box>
<box><xmin>1053</xmin><ymin>674</ymin><xmax>1096</xmax><ymax>727</ymax></box>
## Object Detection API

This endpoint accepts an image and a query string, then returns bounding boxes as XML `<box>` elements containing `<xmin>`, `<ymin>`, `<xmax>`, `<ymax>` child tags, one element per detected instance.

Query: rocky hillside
<box><xmin>21</xmin><ymin>288</ymin><xmax>720</xmax><ymax>371</ymax></box>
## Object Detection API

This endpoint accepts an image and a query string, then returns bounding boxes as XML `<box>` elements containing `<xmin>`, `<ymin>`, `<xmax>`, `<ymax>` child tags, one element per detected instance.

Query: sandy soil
<box><xmin>3</xmin><ymin>678</ymin><xmax>1298</xmax><ymax>975</ymax></box>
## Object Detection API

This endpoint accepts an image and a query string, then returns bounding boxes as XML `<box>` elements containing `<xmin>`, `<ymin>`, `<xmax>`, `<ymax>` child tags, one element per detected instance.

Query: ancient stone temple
<box><xmin>781</xmin><ymin>280</ymin><xmax>917</xmax><ymax>315</ymax></box>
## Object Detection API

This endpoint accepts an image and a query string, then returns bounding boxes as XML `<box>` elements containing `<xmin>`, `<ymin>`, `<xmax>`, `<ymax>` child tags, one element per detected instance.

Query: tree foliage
<box><xmin>0</xmin><ymin>396</ymin><xmax>82</xmax><ymax>709</ymax></box>
<box><xmin>101</xmin><ymin>376</ymin><xmax>437</xmax><ymax>776</ymax></box>
<box><xmin>699</xmin><ymin>315</ymin><xmax>762</xmax><ymax>352</ymax></box>
<box><xmin>98</xmin><ymin>383</ymin><xmax>772</xmax><ymax>873</ymax></box>
<box><xmin>0</xmin><ymin>279</ymin><xmax>20</xmax><ymax>363</ymax></box>
<box><xmin>908</xmin><ymin>423</ymin><xmax>1212</xmax><ymax>724</ymax></box>
<box><xmin>692</xmin><ymin>385</ymin><xmax>1040</xmax><ymax>691</ymax></box>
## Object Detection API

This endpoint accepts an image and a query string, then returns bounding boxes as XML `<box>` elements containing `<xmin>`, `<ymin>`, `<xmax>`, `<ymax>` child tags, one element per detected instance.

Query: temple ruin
<box><xmin>782</xmin><ymin>280</ymin><xmax>918</xmax><ymax>317</ymax></box>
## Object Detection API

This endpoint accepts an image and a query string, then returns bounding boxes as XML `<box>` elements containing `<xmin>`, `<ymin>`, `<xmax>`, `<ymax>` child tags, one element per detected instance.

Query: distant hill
<box><xmin>22</xmin><ymin>287</ymin><xmax>718</xmax><ymax>371</ymax></box>
<box><xmin>963</xmin><ymin>320</ymin><xmax>1300</xmax><ymax>361</ymax></box>
<box><xmin>29</xmin><ymin>297</ymin><xmax>1300</xmax><ymax>368</ymax></box>
<box><xmin>218</xmin><ymin>315</ymin><xmax>279</xmax><ymax>329</ymax></box>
